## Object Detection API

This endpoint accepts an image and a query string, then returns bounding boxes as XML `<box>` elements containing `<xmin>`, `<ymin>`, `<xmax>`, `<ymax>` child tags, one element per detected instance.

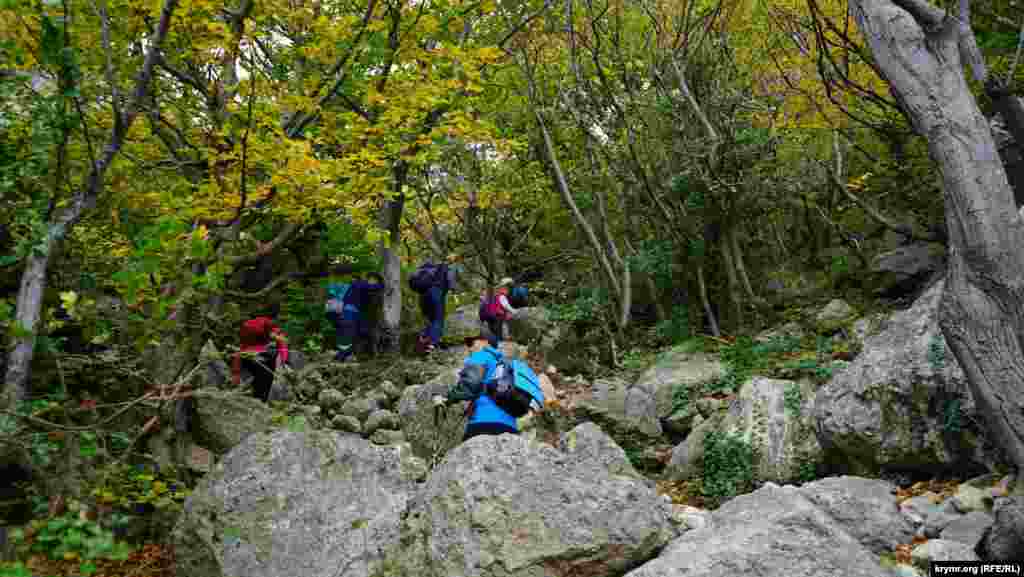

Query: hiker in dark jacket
<box><xmin>346</xmin><ymin>273</ymin><xmax>385</xmax><ymax>359</ymax></box>
<box><xmin>232</xmin><ymin>306</ymin><xmax>289</xmax><ymax>402</ymax></box>
<box><xmin>418</xmin><ymin>255</ymin><xmax>459</xmax><ymax>353</ymax></box>
<box><xmin>327</xmin><ymin>274</ymin><xmax>385</xmax><ymax>361</ymax></box>
<box><xmin>432</xmin><ymin>329</ymin><xmax>519</xmax><ymax>440</ymax></box>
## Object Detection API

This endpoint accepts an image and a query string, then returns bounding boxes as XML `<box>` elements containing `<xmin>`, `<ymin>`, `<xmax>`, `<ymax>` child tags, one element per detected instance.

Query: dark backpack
<box><xmin>485</xmin><ymin>358</ymin><xmax>544</xmax><ymax>418</ymax></box>
<box><xmin>409</xmin><ymin>263</ymin><xmax>446</xmax><ymax>293</ymax></box>
<box><xmin>508</xmin><ymin>285</ymin><xmax>529</xmax><ymax>308</ymax></box>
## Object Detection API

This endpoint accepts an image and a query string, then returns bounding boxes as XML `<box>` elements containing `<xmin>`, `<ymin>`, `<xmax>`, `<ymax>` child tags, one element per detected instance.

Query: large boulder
<box><xmin>978</xmin><ymin>497</ymin><xmax>1024</xmax><ymax>561</ymax></box>
<box><xmin>378</xmin><ymin>434</ymin><xmax>675</xmax><ymax>576</ymax></box>
<box><xmin>191</xmin><ymin>389</ymin><xmax>276</xmax><ymax>455</ymax></box>
<box><xmin>397</xmin><ymin>364</ymin><xmax>467</xmax><ymax>461</ymax></box>
<box><xmin>719</xmin><ymin>377</ymin><xmax>823</xmax><ymax>484</ymax></box>
<box><xmin>666</xmin><ymin>414</ymin><xmax>715</xmax><ymax>482</ymax></box>
<box><xmin>814</xmin><ymin>299</ymin><xmax>857</xmax><ymax>334</ymax></box>
<box><xmin>173</xmin><ymin>430</ymin><xmax>424</xmax><ymax>577</ymax></box>
<box><xmin>632</xmin><ymin>348</ymin><xmax>725</xmax><ymax>435</ymax></box>
<box><xmin>799</xmin><ymin>476</ymin><xmax>914</xmax><ymax>554</ymax></box>
<box><xmin>624</xmin><ymin>481</ymin><xmax>896</xmax><ymax>577</ymax></box>
<box><xmin>558</xmin><ymin>422</ymin><xmax>642</xmax><ymax>480</ymax></box>
<box><xmin>506</xmin><ymin>307</ymin><xmax>563</xmax><ymax>357</ymax></box>
<box><xmin>814</xmin><ymin>279</ymin><xmax>988</xmax><ymax>475</ymax></box>
<box><xmin>667</xmin><ymin>378</ymin><xmax>823</xmax><ymax>484</ymax></box>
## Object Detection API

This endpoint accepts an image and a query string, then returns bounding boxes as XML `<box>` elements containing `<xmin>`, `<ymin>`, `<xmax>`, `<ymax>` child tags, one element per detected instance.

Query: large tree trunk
<box><xmin>377</xmin><ymin>164</ymin><xmax>407</xmax><ymax>353</ymax></box>
<box><xmin>851</xmin><ymin>0</ymin><xmax>1024</xmax><ymax>470</ymax></box>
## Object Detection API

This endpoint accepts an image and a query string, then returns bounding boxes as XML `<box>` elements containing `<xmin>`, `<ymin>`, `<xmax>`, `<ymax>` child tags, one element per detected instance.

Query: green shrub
<box><xmin>783</xmin><ymin>382</ymin><xmax>802</xmax><ymax>417</ymax></box>
<box><xmin>9</xmin><ymin>510</ymin><xmax>133</xmax><ymax>576</ymax></box>
<box><xmin>701</xmin><ymin>430</ymin><xmax>756</xmax><ymax>507</ymax></box>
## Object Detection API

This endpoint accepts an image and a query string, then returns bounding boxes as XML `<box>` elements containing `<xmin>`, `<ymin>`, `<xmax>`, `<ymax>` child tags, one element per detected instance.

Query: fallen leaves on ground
<box><xmin>656</xmin><ymin>480</ymin><xmax>706</xmax><ymax>509</ymax></box>
<box><xmin>24</xmin><ymin>544</ymin><xmax>174</xmax><ymax>577</ymax></box>
<box><xmin>894</xmin><ymin>478</ymin><xmax>960</xmax><ymax>504</ymax></box>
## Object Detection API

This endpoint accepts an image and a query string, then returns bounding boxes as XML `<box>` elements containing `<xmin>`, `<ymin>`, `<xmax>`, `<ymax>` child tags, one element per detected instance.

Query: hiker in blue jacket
<box><xmin>432</xmin><ymin>329</ymin><xmax>519</xmax><ymax>440</ymax></box>
<box><xmin>327</xmin><ymin>273</ymin><xmax>385</xmax><ymax>362</ymax></box>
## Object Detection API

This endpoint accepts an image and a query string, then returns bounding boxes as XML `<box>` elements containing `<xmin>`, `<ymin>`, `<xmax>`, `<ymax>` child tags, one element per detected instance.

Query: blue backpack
<box><xmin>508</xmin><ymin>285</ymin><xmax>529</xmax><ymax>308</ymax></box>
<box><xmin>325</xmin><ymin>283</ymin><xmax>350</xmax><ymax>314</ymax></box>
<box><xmin>486</xmin><ymin>358</ymin><xmax>544</xmax><ymax>418</ymax></box>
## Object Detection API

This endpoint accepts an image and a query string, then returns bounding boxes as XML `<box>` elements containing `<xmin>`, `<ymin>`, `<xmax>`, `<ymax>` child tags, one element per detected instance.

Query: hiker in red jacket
<box><xmin>231</xmin><ymin>307</ymin><xmax>289</xmax><ymax>402</ymax></box>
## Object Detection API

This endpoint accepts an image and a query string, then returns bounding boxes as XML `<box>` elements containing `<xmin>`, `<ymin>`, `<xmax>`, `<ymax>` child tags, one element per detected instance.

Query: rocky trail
<box><xmin>9</xmin><ymin>277</ymin><xmax>1022</xmax><ymax>577</ymax></box>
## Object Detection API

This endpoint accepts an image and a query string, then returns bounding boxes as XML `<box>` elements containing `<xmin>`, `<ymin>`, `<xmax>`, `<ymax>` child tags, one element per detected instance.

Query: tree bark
<box><xmin>851</xmin><ymin>0</ymin><xmax>1024</xmax><ymax>470</ymax></box>
<box><xmin>377</xmin><ymin>164</ymin><xmax>407</xmax><ymax>352</ymax></box>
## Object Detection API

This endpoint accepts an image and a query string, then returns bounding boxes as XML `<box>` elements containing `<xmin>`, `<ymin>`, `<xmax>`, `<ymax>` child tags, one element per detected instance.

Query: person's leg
<box><xmin>486</xmin><ymin>318</ymin><xmax>502</xmax><ymax>345</ymax></box>
<box><xmin>337</xmin><ymin>313</ymin><xmax>357</xmax><ymax>361</ymax></box>
<box><xmin>249</xmin><ymin>351</ymin><xmax>275</xmax><ymax>402</ymax></box>
<box><xmin>426</xmin><ymin>287</ymin><xmax>444</xmax><ymax>347</ymax></box>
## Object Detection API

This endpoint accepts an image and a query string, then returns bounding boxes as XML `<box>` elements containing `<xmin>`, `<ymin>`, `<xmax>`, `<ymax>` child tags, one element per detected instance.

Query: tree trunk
<box><xmin>851</xmin><ymin>0</ymin><xmax>1024</xmax><ymax>470</ymax></box>
<box><xmin>3</xmin><ymin>253</ymin><xmax>49</xmax><ymax>408</ymax></box>
<box><xmin>377</xmin><ymin>165</ymin><xmax>407</xmax><ymax>353</ymax></box>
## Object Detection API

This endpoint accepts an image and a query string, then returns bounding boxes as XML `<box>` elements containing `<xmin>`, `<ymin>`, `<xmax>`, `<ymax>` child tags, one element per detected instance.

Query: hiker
<box><xmin>331</xmin><ymin>273</ymin><xmax>385</xmax><ymax>361</ymax></box>
<box><xmin>432</xmin><ymin>328</ymin><xmax>544</xmax><ymax>441</ymax></box>
<box><xmin>231</xmin><ymin>307</ymin><xmax>289</xmax><ymax>402</ymax></box>
<box><xmin>478</xmin><ymin>277</ymin><xmax>519</xmax><ymax>345</ymax></box>
<box><xmin>410</xmin><ymin>255</ymin><xmax>459</xmax><ymax>354</ymax></box>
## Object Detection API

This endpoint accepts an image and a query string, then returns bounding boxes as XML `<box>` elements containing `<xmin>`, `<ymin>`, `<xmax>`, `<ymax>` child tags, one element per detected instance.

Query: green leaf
<box><xmin>79</xmin><ymin>562</ymin><xmax>98</xmax><ymax>576</ymax></box>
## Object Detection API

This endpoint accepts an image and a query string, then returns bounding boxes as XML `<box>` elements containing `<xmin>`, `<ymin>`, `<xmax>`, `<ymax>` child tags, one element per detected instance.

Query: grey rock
<box><xmin>558</xmin><ymin>422</ymin><xmax>641</xmax><ymax>480</ymax></box>
<box><xmin>815</xmin><ymin>299</ymin><xmax>856</xmax><ymax>333</ymax></box>
<box><xmin>670</xmin><ymin>505</ymin><xmax>711</xmax><ymax>532</ymax></box>
<box><xmin>330</xmin><ymin>414</ymin><xmax>362</xmax><ymax>434</ymax></box>
<box><xmin>799</xmin><ymin>476</ymin><xmax>914</xmax><ymax>554</ymax></box>
<box><xmin>755</xmin><ymin>321</ymin><xmax>807</xmax><ymax>344</ymax></box>
<box><xmin>923</xmin><ymin>500</ymin><xmax>963</xmax><ymax>538</ymax></box>
<box><xmin>940</xmin><ymin>511</ymin><xmax>994</xmax><ymax>548</ymax></box>
<box><xmin>369</xmin><ymin>429</ymin><xmax>405</xmax><ymax>446</ymax></box>
<box><xmin>379</xmin><ymin>380</ymin><xmax>402</xmax><ymax>402</ymax></box>
<box><xmin>317</xmin><ymin>388</ymin><xmax>345</xmax><ymax>412</ymax></box>
<box><xmin>890</xmin><ymin>563</ymin><xmax>923</xmax><ymax>577</ymax></box>
<box><xmin>379</xmin><ymin>434</ymin><xmax>674</xmax><ymax>576</ymax></box>
<box><xmin>396</xmin><ymin>364</ymin><xmax>466</xmax><ymax>460</ymax></box>
<box><xmin>173</xmin><ymin>431</ymin><xmax>420</xmax><ymax>577</ymax></box>
<box><xmin>716</xmin><ymin>377</ymin><xmax>823</xmax><ymax>484</ymax></box>
<box><xmin>695</xmin><ymin>397</ymin><xmax>727</xmax><ymax>418</ymax></box>
<box><xmin>624</xmin><ymin>483</ymin><xmax>890</xmax><ymax>577</ymax></box>
<box><xmin>666</xmin><ymin>416</ymin><xmax>716</xmax><ymax>481</ymax></box>
<box><xmin>911</xmin><ymin>539</ymin><xmax>978</xmax><ymax>569</ymax></box>
<box><xmin>814</xmin><ymin>279</ymin><xmax>986</xmax><ymax>474</ymax></box>
<box><xmin>364</xmin><ymin>410</ymin><xmax>399</xmax><ymax>436</ymax></box>
<box><xmin>870</xmin><ymin>243</ymin><xmax>945</xmax><ymax>297</ymax></box>
<box><xmin>506</xmin><ymin>306</ymin><xmax>564</xmax><ymax>357</ymax></box>
<box><xmin>900</xmin><ymin>493</ymin><xmax>945</xmax><ymax>527</ymax></box>
<box><xmin>340</xmin><ymin>397</ymin><xmax>380</xmax><ymax>421</ymax></box>
<box><xmin>953</xmin><ymin>484</ymin><xmax>992</xmax><ymax>513</ymax></box>
<box><xmin>634</xmin><ymin>348</ymin><xmax>725</xmax><ymax>421</ymax></box>
<box><xmin>191</xmin><ymin>389</ymin><xmax>276</xmax><ymax>455</ymax></box>
<box><xmin>979</xmin><ymin>497</ymin><xmax>1024</xmax><ymax>561</ymax></box>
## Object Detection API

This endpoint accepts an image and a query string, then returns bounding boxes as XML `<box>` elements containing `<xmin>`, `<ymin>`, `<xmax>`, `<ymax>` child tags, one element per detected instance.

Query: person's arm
<box><xmin>270</xmin><ymin>325</ymin><xmax>289</xmax><ymax>364</ymax></box>
<box><xmin>498</xmin><ymin>294</ymin><xmax>517</xmax><ymax>315</ymax></box>
<box><xmin>434</xmin><ymin>363</ymin><xmax>485</xmax><ymax>406</ymax></box>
